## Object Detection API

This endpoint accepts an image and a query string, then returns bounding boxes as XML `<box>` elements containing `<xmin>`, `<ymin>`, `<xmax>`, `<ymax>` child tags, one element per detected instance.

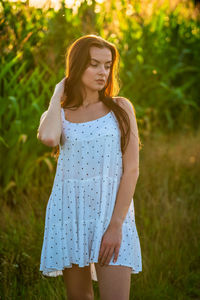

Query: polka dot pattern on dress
<box><xmin>39</xmin><ymin>107</ymin><xmax>142</xmax><ymax>281</ymax></box>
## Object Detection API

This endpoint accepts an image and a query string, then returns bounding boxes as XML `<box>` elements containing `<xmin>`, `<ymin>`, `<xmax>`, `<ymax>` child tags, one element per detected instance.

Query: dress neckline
<box><xmin>62</xmin><ymin>108</ymin><xmax>112</xmax><ymax>125</ymax></box>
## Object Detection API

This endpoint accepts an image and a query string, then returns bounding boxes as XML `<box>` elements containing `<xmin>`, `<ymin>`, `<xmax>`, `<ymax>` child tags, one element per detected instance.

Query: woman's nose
<box><xmin>98</xmin><ymin>65</ymin><xmax>107</xmax><ymax>74</ymax></box>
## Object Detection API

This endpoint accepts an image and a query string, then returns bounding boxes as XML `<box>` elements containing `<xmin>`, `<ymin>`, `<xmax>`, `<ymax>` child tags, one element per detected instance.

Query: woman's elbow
<box><xmin>37</xmin><ymin>133</ymin><xmax>59</xmax><ymax>147</ymax></box>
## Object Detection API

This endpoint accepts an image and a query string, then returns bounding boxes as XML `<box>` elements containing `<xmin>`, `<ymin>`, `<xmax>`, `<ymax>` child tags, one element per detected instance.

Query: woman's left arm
<box><xmin>98</xmin><ymin>97</ymin><xmax>140</xmax><ymax>265</ymax></box>
<box><xmin>109</xmin><ymin>97</ymin><xmax>140</xmax><ymax>228</ymax></box>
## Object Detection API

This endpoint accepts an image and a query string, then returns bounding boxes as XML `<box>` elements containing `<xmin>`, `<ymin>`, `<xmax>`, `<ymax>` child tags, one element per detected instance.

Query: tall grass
<box><xmin>0</xmin><ymin>55</ymin><xmax>63</xmax><ymax>192</ymax></box>
<box><xmin>0</xmin><ymin>0</ymin><xmax>199</xmax><ymax>298</ymax></box>
<box><xmin>0</xmin><ymin>130</ymin><xmax>199</xmax><ymax>299</ymax></box>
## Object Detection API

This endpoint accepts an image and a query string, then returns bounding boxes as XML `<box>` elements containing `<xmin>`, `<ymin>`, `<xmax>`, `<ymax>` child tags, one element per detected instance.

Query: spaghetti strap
<box><xmin>60</xmin><ymin>107</ymin><xmax>65</xmax><ymax>120</ymax></box>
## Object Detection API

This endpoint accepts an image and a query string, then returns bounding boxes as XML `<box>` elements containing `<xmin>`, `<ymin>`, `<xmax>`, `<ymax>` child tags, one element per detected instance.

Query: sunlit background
<box><xmin>1</xmin><ymin>0</ymin><xmax>200</xmax><ymax>299</ymax></box>
<box><xmin>6</xmin><ymin>0</ymin><xmax>200</xmax><ymax>14</ymax></box>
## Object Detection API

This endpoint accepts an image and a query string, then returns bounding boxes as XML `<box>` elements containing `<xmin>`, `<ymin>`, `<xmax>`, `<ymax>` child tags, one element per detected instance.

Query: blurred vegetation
<box><xmin>1</xmin><ymin>130</ymin><xmax>200</xmax><ymax>299</ymax></box>
<box><xmin>0</xmin><ymin>0</ymin><xmax>200</xmax><ymax>192</ymax></box>
<box><xmin>0</xmin><ymin>0</ymin><xmax>200</xmax><ymax>298</ymax></box>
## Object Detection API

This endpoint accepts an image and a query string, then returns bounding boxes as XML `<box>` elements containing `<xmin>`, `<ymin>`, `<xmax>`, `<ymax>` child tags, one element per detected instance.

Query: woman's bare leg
<box><xmin>94</xmin><ymin>263</ymin><xmax>132</xmax><ymax>300</ymax></box>
<box><xmin>63</xmin><ymin>263</ymin><xmax>94</xmax><ymax>300</ymax></box>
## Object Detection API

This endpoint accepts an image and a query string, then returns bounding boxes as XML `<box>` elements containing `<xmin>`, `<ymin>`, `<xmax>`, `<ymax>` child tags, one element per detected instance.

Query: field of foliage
<box><xmin>0</xmin><ymin>0</ymin><xmax>200</xmax><ymax>298</ymax></box>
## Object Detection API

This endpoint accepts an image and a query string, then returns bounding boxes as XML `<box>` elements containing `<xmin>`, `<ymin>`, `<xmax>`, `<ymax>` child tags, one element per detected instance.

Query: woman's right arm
<box><xmin>37</xmin><ymin>77</ymin><xmax>66</xmax><ymax>147</ymax></box>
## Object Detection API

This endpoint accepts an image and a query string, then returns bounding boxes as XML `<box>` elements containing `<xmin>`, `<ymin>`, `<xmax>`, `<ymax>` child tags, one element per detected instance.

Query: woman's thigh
<box><xmin>63</xmin><ymin>263</ymin><xmax>94</xmax><ymax>300</ymax></box>
<box><xmin>94</xmin><ymin>263</ymin><xmax>132</xmax><ymax>300</ymax></box>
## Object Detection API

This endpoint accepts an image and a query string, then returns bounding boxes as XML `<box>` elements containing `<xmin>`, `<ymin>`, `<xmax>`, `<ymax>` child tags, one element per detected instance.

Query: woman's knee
<box><xmin>67</xmin><ymin>291</ymin><xmax>94</xmax><ymax>300</ymax></box>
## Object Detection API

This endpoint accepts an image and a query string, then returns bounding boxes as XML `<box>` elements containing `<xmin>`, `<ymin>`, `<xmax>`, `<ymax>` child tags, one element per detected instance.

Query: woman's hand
<box><xmin>52</xmin><ymin>77</ymin><xmax>66</xmax><ymax>101</ymax></box>
<box><xmin>98</xmin><ymin>223</ymin><xmax>122</xmax><ymax>266</ymax></box>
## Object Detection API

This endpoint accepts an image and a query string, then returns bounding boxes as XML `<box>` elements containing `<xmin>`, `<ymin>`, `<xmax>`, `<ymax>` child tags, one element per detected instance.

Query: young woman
<box><xmin>38</xmin><ymin>34</ymin><xmax>142</xmax><ymax>300</ymax></box>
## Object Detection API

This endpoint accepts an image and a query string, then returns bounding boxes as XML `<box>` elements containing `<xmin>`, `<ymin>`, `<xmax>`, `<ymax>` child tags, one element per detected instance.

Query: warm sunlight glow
<box><xmin>28</xmin><ymin>0</ymin><xmax>77</xmax><ymax>10</ymax></box>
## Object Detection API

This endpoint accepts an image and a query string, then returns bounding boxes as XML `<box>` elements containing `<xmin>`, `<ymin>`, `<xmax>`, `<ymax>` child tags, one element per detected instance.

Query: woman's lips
<box><xmin>96</xmin><ymin>80</ymin><xmax>105</xmax><ymax>84</ymax></box>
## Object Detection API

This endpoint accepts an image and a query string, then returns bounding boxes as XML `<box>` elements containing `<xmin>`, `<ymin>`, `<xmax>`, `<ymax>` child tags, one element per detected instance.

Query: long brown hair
<box><xmin>53</xmin><ymin>34</ymin><xmax>142</xmax><ymax>160</ymax></box>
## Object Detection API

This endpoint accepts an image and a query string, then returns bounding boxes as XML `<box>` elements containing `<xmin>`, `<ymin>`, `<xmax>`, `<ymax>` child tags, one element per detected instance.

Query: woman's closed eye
<box><xmin>91</xmin><ymin>64</ymin><xmax>111</xmax><ymax>69</ymax></box>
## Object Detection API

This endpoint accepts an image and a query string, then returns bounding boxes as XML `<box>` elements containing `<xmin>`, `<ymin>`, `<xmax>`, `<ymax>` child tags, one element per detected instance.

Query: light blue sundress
<box><xmin>39</xmin><ymin>107</ymin><xmax>142</xmax><ymax>281</ymax></box>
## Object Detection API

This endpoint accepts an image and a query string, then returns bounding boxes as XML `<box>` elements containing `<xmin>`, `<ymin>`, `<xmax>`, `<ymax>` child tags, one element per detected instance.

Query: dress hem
<box><xmin>40</xmin><ymin>260</ymin><xmax>142</xmax><ymax>282</ymax></box>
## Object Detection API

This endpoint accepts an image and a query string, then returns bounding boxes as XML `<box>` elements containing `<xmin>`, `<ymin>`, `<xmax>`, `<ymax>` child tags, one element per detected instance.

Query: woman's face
<box><xmin>81</xmin><ymin>46</ymin><xmax>112</xmax><ymax>92</ymax></box>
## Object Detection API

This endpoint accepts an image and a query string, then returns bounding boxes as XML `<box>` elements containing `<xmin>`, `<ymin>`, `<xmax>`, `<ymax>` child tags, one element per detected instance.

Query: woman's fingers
<box><xmin>104</xmin><ymin>246</ymin><xmax>115</xmax><ymax>265</ymax></box>
<box><xmin>99</xmin><ymin>245</ymin><xmax>121</xmax><ymax>266</ymax></box>
<box><xmin>98</xmin><ymin>225</ymin><xmax>122</xmax><ymax>266</ymax></box>
<box><xmin>60</xmin><ymin>77</ymin><xmax>66</xmax><ymax>84</ymax></box>
<box><xmin>53</xmin><ymin>77</ymin><xmax>66</xmax><ymax>99</ymax></box>
<box><xmin>113</xmin><ymin>245</ymin><xmax>120</xmax><ymax>263</ymax></box>
<box><xmin>99</xmin><ymin>247</ymin><xmax>111</xmax><ymax>265</ymax></box>
<box><xmin>99</xmin><ymin>246</ymin><xmax>116</xmax><ymax>266</ymax></box>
